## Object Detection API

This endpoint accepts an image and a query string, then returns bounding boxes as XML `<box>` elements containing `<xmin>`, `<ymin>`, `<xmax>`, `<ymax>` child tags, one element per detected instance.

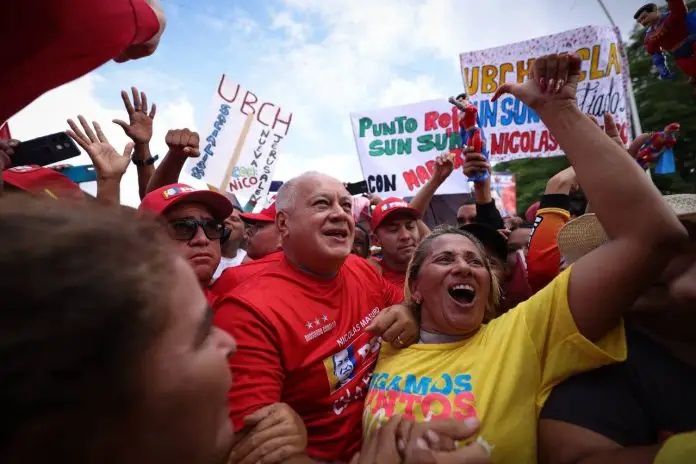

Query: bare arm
<box><xmin>409</xmin><ymin>153</ymin><xmax>454</xmax><ymax>237</ymax></box>
<box><xmin>133</xmin><ymin>143</ymin><xmax>155</xmax><ymax>199</ymax></box>
<box><xmin>67</xmin><ymin>116</ymin><xmax>132</xmax><ymax>206</ymax></box>
<box><xmin>494</xmin><ymin>54</ymin><xmax>688</xmax><ymax>341</ymax></box>
<box><xmin>146</xmin><ymin>129</ymin><xmax>200</xmax><ymax>193</ymax></box>
<box><xmin>539</xmin><ymin>419</ymin><xmax>659</xmax><ymax>464</ymax></box>
<box><xmin>113</xmin><ymin>87</ymin><xmax>157</xmax><ymax>200</ymax></box>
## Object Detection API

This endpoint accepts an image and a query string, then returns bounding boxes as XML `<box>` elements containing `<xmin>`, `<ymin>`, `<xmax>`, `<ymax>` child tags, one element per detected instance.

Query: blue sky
<box><xmin>10</xmin><ymin>0</ymin><xmax>655</xmax><ymax>205</ymax></box>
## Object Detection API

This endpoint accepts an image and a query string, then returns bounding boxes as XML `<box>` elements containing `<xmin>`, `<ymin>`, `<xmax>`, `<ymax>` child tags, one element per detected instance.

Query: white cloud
<box><xmin>9</xmin><ymin>74</ymin><xmax>196</xmax><ymax>207</ymax></box>
<box><xmin>378</xmin><ymin>76</ymin><xmax>445</xmax><ymax>108</ymax></box>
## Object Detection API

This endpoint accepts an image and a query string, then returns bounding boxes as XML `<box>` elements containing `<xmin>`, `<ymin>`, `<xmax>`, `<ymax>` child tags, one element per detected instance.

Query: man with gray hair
<box><xmin>214</xmin><ymin>171</ymin><xmax>418</xmax><ymax>463</ymax></box>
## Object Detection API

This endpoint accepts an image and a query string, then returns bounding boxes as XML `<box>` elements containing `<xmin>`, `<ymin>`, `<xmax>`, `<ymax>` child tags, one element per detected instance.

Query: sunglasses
<box><xmin>167</xmin><ymin>218</ymin><xmax>229</xmax><ymax>242</ymax></box>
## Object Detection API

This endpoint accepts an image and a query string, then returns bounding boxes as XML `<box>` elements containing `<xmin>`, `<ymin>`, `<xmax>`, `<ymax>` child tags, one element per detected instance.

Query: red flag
<box><xmin>0</xmin><ymin>122</ymin><xmax>11</xmax><ymax>140</ymax></box>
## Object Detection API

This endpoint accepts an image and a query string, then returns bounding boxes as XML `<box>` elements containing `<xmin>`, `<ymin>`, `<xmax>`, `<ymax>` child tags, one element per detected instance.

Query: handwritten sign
<box><xmin>459</xmin><ymin>25</ymin><xmax>633</xmax><ymax>162</ymax></box>
<box><xmin>350</xmin><ymin>100</ymin><xmax>471</xmax><ymax>199</ymax></box>
<box><xmin>185</xmin><ymin>75</ymin><xmax>293</xmax><ymax>211</ymax></box>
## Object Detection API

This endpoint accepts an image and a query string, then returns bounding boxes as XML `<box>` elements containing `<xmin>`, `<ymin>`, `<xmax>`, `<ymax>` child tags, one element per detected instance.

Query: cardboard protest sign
<box><xmin>350</xmin><ymin>100</ymin><xmax>472</xmax><ymax>199</ymax></box>
<box><xmin>185</xmin><ymin>75</ymin><xmax>292</xmax><ymax>212</ymax></box>
<box><xmin>459</xmin><ymin>25</ymin><xmax>634</xmax><ymax>162</ymax></box>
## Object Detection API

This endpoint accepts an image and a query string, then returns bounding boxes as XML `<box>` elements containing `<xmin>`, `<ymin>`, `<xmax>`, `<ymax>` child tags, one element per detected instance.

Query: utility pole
<box><xmin>597</xmin><ymin>0</ymin><xmax>643</xmax><ymax>135</ymax></box>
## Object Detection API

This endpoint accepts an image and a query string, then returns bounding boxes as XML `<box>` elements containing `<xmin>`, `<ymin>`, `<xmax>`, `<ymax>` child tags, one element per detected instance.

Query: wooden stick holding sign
<box><xmin>214</xmin><ymin>112</ymin><xmax>255</xmax><ymax>194</ymax></box>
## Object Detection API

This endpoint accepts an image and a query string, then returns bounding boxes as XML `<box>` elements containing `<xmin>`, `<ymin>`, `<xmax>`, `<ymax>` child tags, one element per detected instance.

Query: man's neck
<box><xmin>221</xmin><ymin>242</ymin><xmax>240</xmax><ymax>259</ymax></box>
<box><xmin>284</xmin><ymin>251</ymin><xmax>342</xmax><ymax>279</ymax></box>
<box><xmin>382</xmin><ymin>256</ymin><xmax>408</xmax><ymax>274</ymax></box>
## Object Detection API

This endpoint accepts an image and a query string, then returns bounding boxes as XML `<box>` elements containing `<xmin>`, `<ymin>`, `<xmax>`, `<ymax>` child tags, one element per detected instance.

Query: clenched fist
<box><xmin>165</xmin><ymin>129</ymin><xmax>200</xmax><ymax>158</ymax></box>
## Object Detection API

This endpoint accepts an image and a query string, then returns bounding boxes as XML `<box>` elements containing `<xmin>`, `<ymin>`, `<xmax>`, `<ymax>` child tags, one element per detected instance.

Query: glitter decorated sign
<box><xmin>459</xmin><ymin>25</ymin><xmax>634</xmax><ymax>162</ymax></box>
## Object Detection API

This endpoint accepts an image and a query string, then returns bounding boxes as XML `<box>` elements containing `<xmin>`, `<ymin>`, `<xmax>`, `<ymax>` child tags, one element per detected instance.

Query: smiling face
<box><xmin>278</xmin><ymin>174</ymin><xmax>355</xmax><ymax>275</ymax></box>
<box><xmin>163</xmin><ymin>202</ymin><xmax>222</xmax><ymax>285</ymax></box>
<box><xmin>410</xmin><ymin>233</ymin><xmax>493</xmax><ymax>337</ymax></box>
<box><xmin>373</xmin><ymin>212</ymin><xmax>420</xmax><ymax>270</ymax></box>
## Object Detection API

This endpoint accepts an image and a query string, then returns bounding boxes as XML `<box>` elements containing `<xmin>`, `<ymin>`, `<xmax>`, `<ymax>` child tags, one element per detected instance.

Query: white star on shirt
<box><xmin>306</xmin><ymin>321</ymin><xmax>313</xmax><ymax>329</ymax></box>
<box><xmin>314</xmin><ymin>318</ymin><xmax>320</xmax><ymax>325</ymax></box>
<box><xmin>322</xmin><ymin>314</ymin><xmax>329</xmax><ymax>322</ymax></box>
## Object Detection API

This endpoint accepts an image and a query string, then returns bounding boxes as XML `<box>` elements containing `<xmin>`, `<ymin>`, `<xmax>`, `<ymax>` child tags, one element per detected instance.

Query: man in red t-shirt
<box><xmin>211</xmin><ymin>202</ymin><xmax>283</xmax><ymax>297</ymax></box>
<box><xmin>2</xmin><ymin>0</ymin><xmax>166</xmax><ymax>123</ymax></box>
<box><xmin>214</xmin><ymin>172</ymin><xmax>418</xmax><ymax>463</ymax></box>
<box><xmin>369</xmin><ymin>197</ymin><xmax>421</xmax><ymax>291</ymax></box>
<box><xmin>138</xmin><ymin>183</ymin><xmax>232</xmax><ymax>306</ymax></box>
<box><xmin>239</xmin><ymin>202</ymin><xmax>282</xmax><ymax>260</ymax></box>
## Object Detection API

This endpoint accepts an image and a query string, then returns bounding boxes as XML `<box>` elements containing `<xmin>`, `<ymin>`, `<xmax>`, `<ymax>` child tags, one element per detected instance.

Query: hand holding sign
<box><xmin>166</xmin><ymin>129</ymin><xmax>200</xmax><ymax>158</ymax></box>
<box><xmin>492</xmin><ymin>53</ymin><xmax>582</xmax><ymax>114</ymax></box>
<box><xmin>462</xmin><ymin>152</ymin><xmax>491</xmax><ymax>181</ymax></box>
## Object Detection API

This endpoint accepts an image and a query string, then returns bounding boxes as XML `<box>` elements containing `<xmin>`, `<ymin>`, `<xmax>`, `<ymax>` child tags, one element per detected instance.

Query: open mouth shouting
<box><xmin>447</xmin><ymin>283</ymin><xmax>477</xmax><ymax>308</ymax></box>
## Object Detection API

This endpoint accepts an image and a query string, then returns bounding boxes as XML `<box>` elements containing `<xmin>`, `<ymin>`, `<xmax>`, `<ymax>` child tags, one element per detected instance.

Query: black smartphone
<box><xmin>346</xmin><ymin>180</ymin><xmax>368</xmax><ymax>196</ymax></box>
<box><xmin>12</xmin><ymin>132</ymin><xmax>81</xmax><ymax>167</ymax></box>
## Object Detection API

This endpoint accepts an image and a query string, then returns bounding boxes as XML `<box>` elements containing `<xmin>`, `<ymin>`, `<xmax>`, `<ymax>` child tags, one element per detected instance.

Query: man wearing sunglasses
<box><xmin>138</xmin><ymin>183</ymin><xmax>233</xmax><ymax>304</ymax></box>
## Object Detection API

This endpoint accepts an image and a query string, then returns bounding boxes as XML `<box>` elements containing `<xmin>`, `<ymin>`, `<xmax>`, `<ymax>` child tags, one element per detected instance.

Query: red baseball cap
<box><xmin>240</xmin><ymin>202</ymin><xmax>277</xmax><ymax>223</ymax></box>
<box><xmin>138</xmin><ymin>183</ymin><xmax>233</xmax><ymax>221</ymax></box>
<box><xmin>3</xmin><ymin>165</ymin><xmax>84</xmax><ymax>200</ymax></box>
<box><xmin>371</xmin><ymin>197</ymin><xmax>420</xmax><ymax>230</ymax></box>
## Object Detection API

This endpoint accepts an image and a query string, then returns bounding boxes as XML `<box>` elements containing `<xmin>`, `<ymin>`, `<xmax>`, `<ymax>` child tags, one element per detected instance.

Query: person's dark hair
<box><xmin>0</xmin><ymin>196</ymin><xmax>175</xmax><ymax>463</ymax></box>
<box><xmin>634</xmin><ymin>3</ymin><xmax>657</xmax><ymax>19</ymax></box>
<box><xmin>355</xmin><ymin>222</ymin><xmax>371</xmax><ymax>257</ymax></box>
<box><xmin>455</xmin><ymin>93</ymin><xmax>468</xmax><ymax>101</ymax></box>
<box><xmin>404</xmin><ymin>225</ymin><xmax>501</xmax><ymax>321</ymax></box>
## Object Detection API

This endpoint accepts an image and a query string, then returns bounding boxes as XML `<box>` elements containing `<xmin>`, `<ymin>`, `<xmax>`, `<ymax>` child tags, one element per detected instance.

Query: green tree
<box><xmin>496</xmin><ymin>4</ymin><xmax>696</xmax><ymax>213</ymax></box>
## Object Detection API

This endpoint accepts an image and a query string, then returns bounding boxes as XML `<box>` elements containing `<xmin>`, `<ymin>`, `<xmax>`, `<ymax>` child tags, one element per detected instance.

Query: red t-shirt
<box><xmin>2</xmin><ymin>0</ymin><xmax>160</xmax><ymax>123</ymax></box>
<box><xmin>211</xmin><ymin>251</ymin><xmax>283</xmax><ymax>298</ymax></box>
<box><xmin>371</xmin><ymin>258</ymin><xmax>406</xmax><ymax>294</ymax></box>
<box><xmin>214</xmin><ymin>254</ymin><xmax>403</xmax><ymax>462</ymax></box>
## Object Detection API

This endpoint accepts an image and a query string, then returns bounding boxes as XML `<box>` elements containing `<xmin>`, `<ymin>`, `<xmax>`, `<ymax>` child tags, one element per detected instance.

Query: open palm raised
<box><xmin>492</xmin><ymin>53</ymin><xmax>582</xmax><ymax>113</ymax></box>
<box><xmin>67</xmin><ymin>115</ymin><xmax>134</xmax><ymax>181</ymax></box>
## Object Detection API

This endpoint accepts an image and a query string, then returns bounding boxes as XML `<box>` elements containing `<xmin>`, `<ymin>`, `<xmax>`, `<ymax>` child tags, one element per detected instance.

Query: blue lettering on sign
<box><xmin>191</xmin><ymin>104</ymin><xmax>231</xmax><ymax>179</ymax></box>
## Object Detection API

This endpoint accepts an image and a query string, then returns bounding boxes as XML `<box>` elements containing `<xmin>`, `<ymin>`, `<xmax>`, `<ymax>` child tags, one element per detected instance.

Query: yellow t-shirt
<box><xmin>362</xmin><ymin>268</ymin><xmax>627</xmax><ymax>463</ymax></box>
<box><xmin>654</xmin><ymin>432</ymin><xmax>696</xmax><ymax>464</ymax></box>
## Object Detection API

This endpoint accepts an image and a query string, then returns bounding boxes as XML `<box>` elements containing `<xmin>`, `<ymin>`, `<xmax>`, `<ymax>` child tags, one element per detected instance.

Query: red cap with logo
<box><xmin>371</xmin><ymin>197</ymin><xmax>420</xmax><ymax>230</ymax></box>
<box><xmin>240</xmin><ymin>202</ymin><xmax>277</xmax><ymax>223</ymax></box>
<box><xmin>138</xmin><ymin>183</ymin><xmax>233</xmax><ymax>221</ymax></box>
<box><xmin>3</xmin><ymin>165</ymin><xmax>84</xmax><ymax>200</ymax></box>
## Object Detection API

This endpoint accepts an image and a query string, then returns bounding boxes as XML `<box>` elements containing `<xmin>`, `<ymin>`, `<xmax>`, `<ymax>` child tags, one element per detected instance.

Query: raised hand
<box><xmin>165</xmin><ymin>128</ymin><xmax>200</xmax><ymax>158</ymax></box>
<box><xmin>433</xmin><ymin>152</ymin><xmax>455</xmax><ymax>184</ymax></box>
<box><xmin>492</xmin><ymin>53</ymin><xmax>582</xmax><ymax>113</ymax></box>
<box><xmin>599</xmin><ymin>112</ymin><xmax>652</xmax><ymax>158</ymax></box>
<box><xmin>67</xmin><ymin>116</ymin><xmax>133</xmax><ymax>181</ymax></box>
<box><xmin>113</xmin><ymin>87</ymin><xmax>156</xmax><ymax>144</ymax></box>
<box><xmin>462</xmin><ymin>152</ymin><xmax>491</xmax><ymax>180</ymax></box>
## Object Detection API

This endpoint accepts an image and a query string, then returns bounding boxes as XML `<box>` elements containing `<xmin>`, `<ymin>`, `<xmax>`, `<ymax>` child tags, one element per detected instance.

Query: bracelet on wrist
<box><xmin>132</xmin><ymin>154</ymin><xmax>159</xmax><ymax>167</ymax></box>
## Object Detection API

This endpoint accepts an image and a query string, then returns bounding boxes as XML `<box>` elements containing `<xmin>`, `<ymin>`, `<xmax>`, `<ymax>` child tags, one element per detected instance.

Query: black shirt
<box><xmin>540</xmin><ymin>324</ymin><xmax>696</xmax><ymax>446</ymax></box>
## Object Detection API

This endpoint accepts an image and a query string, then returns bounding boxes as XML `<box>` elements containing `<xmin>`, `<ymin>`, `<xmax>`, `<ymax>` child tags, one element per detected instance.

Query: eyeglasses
<box><xmin>167</xmin><ymin>218</ymin><xmax>227</xmax><ymax>241</ymax></box>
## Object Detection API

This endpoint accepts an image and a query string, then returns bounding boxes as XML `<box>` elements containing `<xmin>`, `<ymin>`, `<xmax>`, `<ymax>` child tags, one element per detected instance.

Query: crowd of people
<box><xmin>2</xmin><ymin>2</ymin><xmax>696</xmax><ymax>463</ymax></box>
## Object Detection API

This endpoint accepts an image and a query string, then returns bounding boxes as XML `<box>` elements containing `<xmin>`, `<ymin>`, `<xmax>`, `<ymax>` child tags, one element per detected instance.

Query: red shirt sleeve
<box><xmin>214</xmin><ymin>296</ymin><xmax>284</xmax><ymax>430</ymax></box>
<box><xmin>668</xmin><ymin>0</ymin><xmax>688</xmax><ymax>18</ymax></box>
<box><xmin>382</xmin><ymin>276</ymin><xmax>404</xmax><ymax>306</ymax></box>
<box><xmin>526</xmin><ymin>205</ymin><xmax>570</xmax><ymax>293</ymax></box>
<box><xmin>1</xmin><ymin>0</ymin><xmax>159</xmax><ymax>123</ymax></box>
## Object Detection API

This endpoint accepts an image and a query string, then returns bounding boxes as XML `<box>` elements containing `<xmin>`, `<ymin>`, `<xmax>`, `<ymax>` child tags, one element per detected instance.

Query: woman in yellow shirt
<box><xmin>362</xmin><ymin>53</ymin><xmax>690</xmax><ymax>463</ymax></box>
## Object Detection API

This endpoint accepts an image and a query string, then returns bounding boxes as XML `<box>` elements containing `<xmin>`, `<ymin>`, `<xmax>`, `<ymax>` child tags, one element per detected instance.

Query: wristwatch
<box><xmin>132</xmin><ymin>154</ymin><xmax>159</xmax><ymax>166</ymax></box>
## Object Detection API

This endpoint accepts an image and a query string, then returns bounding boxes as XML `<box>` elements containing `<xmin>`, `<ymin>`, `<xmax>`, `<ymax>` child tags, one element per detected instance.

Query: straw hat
<box><xmin>558</xmin><ymin>194</ymin><xmax>696</xmax><ymax>264</ymax></box>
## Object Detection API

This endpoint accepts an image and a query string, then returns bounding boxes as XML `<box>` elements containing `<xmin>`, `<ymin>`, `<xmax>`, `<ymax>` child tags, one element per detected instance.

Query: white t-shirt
<box><xmin>212</xmin><ymin>249</ymin><xmax>247</xmax><ymax>281</ymax></box>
